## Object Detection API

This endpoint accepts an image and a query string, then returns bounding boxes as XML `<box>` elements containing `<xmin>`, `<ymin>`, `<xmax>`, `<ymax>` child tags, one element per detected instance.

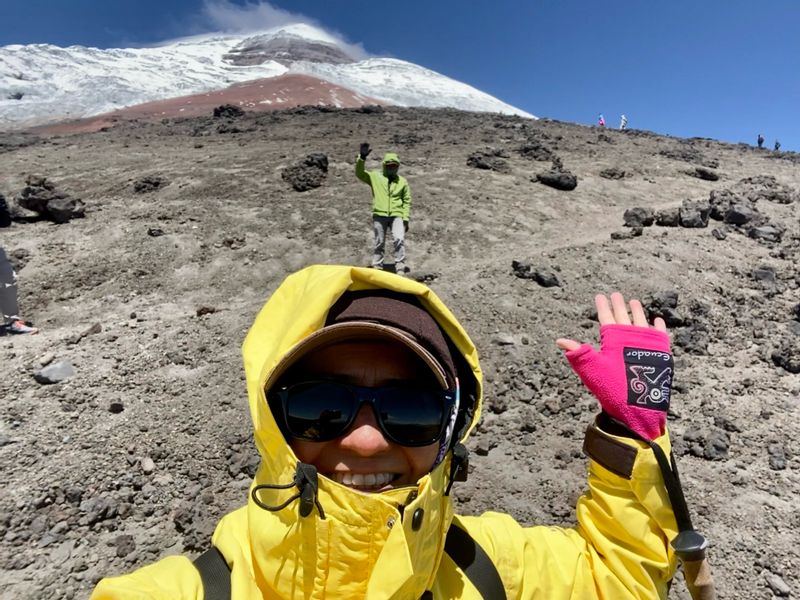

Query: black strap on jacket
<box><xmin>193</xmin><ymin>523</ymin><xmax>506</xmax><ymax>600</ymax></box>
<box><xmin>444</xmin><ymin>523</ymin><xmax>507</xmax><ymax>599</ymax></box>
<box><xmin>193</xmin><ymin>546</ymin><xmax>231</xmax><ymax>599</ymax></box>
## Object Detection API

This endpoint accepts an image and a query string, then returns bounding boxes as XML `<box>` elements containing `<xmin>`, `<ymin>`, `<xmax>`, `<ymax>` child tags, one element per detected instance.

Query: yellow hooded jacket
<box><xmin>92</xmin><ymin>265</ymin><xmax>678</xmax><ymax>599</ymax></box>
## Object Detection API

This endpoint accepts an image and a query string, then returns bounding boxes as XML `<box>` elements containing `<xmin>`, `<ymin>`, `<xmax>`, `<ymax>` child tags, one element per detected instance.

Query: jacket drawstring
<box><xmin>251</xmin><ymin>462</ymin><xmax>326</xmax><ymax>519</ymax></box>
<box><xmin>444</xmin><ymin>443</ymin><xmax>470</xmax><ymax>496</ymax></box>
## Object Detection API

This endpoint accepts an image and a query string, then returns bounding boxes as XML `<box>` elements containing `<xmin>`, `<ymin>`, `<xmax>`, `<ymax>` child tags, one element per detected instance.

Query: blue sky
<box><xmin>2</xmin><ymin>0</ymin><xmax>799</xmax><ymax>150</ymax></box>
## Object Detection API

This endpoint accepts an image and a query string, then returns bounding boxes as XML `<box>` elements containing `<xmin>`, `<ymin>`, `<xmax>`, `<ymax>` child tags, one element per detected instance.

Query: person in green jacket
<box><xmin>356</xmin><ymin>143</ymin><xmax>412</xmax><ymax>274</ymax></box>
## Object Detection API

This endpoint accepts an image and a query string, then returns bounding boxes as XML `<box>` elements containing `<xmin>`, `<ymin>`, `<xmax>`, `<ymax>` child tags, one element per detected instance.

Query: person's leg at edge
<box><xmin>0</xmin><ymin>249</ymin><xmax>20</xmax><ymax>325</ymax></box>
<box><xmin>391</xmin><ymin>216</ymin><xmax>407</xmax><ymax>274</ymax></box>
<box><xmin>372</xmin><ymin>216</ymin><xmax>388</xmax><ymax>269</ymax></box>
<box><xmin>0</xmin><ymin>247</ymin><xmax>38</xmax><ymax>334</ymax></box>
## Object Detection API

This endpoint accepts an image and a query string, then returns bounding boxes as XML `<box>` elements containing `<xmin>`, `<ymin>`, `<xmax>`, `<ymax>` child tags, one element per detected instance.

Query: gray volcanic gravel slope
<box><xmin>1</xmin><ymin>107</ymin><xmax>799</xmax><ymax>599</ymax></box>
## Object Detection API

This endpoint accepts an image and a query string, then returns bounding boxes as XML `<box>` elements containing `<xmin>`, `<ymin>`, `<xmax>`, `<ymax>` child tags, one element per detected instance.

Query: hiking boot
<box><xmin>3</xmin><ymin>319</ymin><xmax>39</xmax><ymax>335</ymax></box>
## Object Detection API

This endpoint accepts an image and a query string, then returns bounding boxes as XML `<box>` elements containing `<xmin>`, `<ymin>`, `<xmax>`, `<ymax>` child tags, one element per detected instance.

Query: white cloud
<box><xmin>202</xmin><ymin>0</ymin><xmax>302</xmax><ymax>32</ymax></box>
<box><xmin>199</xmin><ymin>0</ymin><xmax>369</xmax><ymax>59</ymax></box>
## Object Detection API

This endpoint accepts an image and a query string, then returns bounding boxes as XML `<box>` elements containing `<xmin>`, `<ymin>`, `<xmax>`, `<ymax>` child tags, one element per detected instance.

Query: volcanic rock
<box><xmin>623</xmin><ymin>207</ymin><xmax>655</xmax><ymax>227</ymax></box>
<box><xmin>281</xmin><ymin>153</ymin><xmax>329</xmax><ymax>191</ymax></box>
<box><xmin>536</xmin><ymin>170</ymin><xmax>577</xmax><ymax>191</ymax></box>
<box><xmin>14</xmin><ymin>175</ymin><xmax>84</xmax><ymax>223</ymax></box>
<box><xmin>213</xmin><ymin>104</ymin><xmax>245</xmax><ymax>119</ymax></box>
<box><xmin>679</xmin><ymin>199</ymin><xmax>711</xmax><ymax>228</ymax></box>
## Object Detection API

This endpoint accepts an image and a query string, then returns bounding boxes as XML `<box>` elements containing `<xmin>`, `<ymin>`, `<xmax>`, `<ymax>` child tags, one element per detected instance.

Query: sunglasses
<box><xmin>270</xmin><ymin>380</ymin><xmax>455</xmax><ymax>447</ymax></box>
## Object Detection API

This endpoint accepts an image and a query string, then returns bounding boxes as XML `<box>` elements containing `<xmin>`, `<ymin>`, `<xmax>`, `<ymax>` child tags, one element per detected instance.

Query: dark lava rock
<box><xmin>771</xmin><ymin>340</ymin><xmax>800</xmax><ymax>373</ymax></box>
<box><xmin>79</xmin><ymin>496</ymin><xmax>118</xmax><ymax>526</ymax></box>
<box><xmin>738</xmin><ymin>175</ymin><xmax>797</xmax><ymax>204</ymax></box>
<box><xmin>708</xmin><ymin>188</ymin><xmax>738</xmax><ymax>220</ymax></box>
<box><xmin>213</xmin><ymin>104</ymin><xmax>245</xmax><ymax>119</ymax></box>
<box><xmin>511</xmin><ymin>261</ymin><xmax>561</xmax><ymax>287</ymax></box>
<box><xmin>281</xmin><ymin>153</ymin><xmax>329</xmax><ymax>192</ymax></box>
<box><xmin>355</xmin><ymin>104</ymin><xmax>384</xmax><ymax>114</ymax></box>
<box><xmin>466</xmin><ymin>151</ymin><xmax>510</xmax><ymax>173</ymax></box>
<box><xmin>15</xmin><ymin>175</ymin><xmax>84</xmax><ymax>223</ymax></box>
<box><xmin>536</xmin><ymin>171</ymin><xmax>577</xmax><ymax>191</ymax></box>
<box><xmin>655</xmin><ymin>208</ymin><xmax>681</xmax><ymax>227</ymax></box>
<box><xmin>793</xmin><ymin>303</ymin><xmax>800</xmax><ymax>321</ymax></box>
<box><xmin>133</xmin><ymin>176</ymin><xmax>169</xmax><ymax>194</ymax></box>
<box><xmin>517</xmin><ymin>142</ymin><xmax>554</xmax><ymax>161</ymax></box>
<box><xmin>714</xmin><ymin>416</ymin><xmax>742</xmax><ymax>433</ymax></box>
<box><xmin>147</xmin><ymin>227</ymin><xmax>165</xmax><ymax>237</ymax></box>
<box><xmin>610</xmin><ymin>227</ymin><xmax>643</xmax><ymax>240</ymax></box>
<box><xmin>108</xmin><ymin>402</ymin><xmax>124</xmax><ymax>414</ymax></box>
<box><xmin>623</xmin><ymin>207</ymin><xmax>655</xmax><ymax>227</ymax></box>
<box><xmin>114</xmin><ymin>534</ymin><xmax>136</xmax><ymax>558</ymax></box>
<box><xmin>599</xmin><ymin>167</ymin><xmax>628</xmax><ymax>179</ymax></box>
<box><xmin>687</xmin><ymin>167</ymin><xmax>720</xmax><ymax>181</ymax></box>
<box><xmin>747</xmin><ymin>225</ymin><xmax>783</xmax><ymax>243</ymax></box>
<box><xmin>659</xmin><ymin>146</ymin><xmax>703</xmax><ymax>163</ymax></box>
<box><xmin>723</xmin><ymin>203</ymin><xmax>757</xmax><ymax>224</ymax></box>
<box><xmin>673</xmin><ymin>324</ymin><xmax>709</xmax><ymax>355</ymax></box>
<box><xmin>703</xmin><ymin>431</ymin><xmax>729</xmax><ymax>461</ymax></box>
<box><xmin>303</xmin><ymin>153</ymin><xmax>328</xmax><ymax>172</ymax></box>
<box><xmin>751</xmin><ymin>266</ymin><xmax>777</xmax><ymax>285</ymax></box>
<box><xmin>679</xmin><ymin>200</ymin><xmax>711</xmax><ymax>228</ymax></box>
<box><xmin>411</xmin><ymin>272</ymin><xmax>440</xmax><ymax>283</ymax></box>
<box><xmin>47</xmin><ymin>197</ymin><xmax>85</xmax><ymax>223</ymax></box>
<box><xmin>711</xmin><ymin>228</ymin><xmax>727</xmax><ymax>240</ymax></box>
<box><xmin>645</xmin><ymin>291</ymin><xmax>686</xmax><ymax>327</ymax></box>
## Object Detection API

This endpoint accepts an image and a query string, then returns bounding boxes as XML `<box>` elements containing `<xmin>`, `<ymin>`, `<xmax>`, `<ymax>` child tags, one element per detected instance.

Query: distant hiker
<box><xmin>92</xmin><ymin>265</ymin><xmax>705</xmax><ymax>599</ymax></box>
<box><xmin>597</xmin><ymin>113</ymin><xmax>606</xmax><ymax>127</ymax></box>
<box><xmin>757</xmin><ymin>133</ymin><xmax>764</xmax><ymax>148</ymax></box>
<box><xmin>355</xmin><ymin>143</ymin><xmax>411</xmax><ymax>274</ymax></box>
<box><xmin>0</xmin><ymin>246</ymin><xmax>38</xmax><ymax>335</ymax></box>
<box><xmin>774</xmin><ymin>140</ymin><xmax>781</xmax><ymax>151</ymax></box>
<box><xmin>619</xmin><ymin>114</ymin><xmax>628</xmax><ymax>130</ymax></box>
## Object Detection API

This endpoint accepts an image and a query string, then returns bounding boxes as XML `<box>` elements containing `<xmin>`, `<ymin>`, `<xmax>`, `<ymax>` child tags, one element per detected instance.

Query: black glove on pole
<box><xmin>359</xmin><ymin>142</ymin><xmax>371</xmax><ymax>160</ymax></box>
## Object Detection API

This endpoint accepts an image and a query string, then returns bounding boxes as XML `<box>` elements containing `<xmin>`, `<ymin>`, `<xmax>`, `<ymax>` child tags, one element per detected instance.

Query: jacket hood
<box><xmin>382</xmin><ymin>152</ymin><xmax>401</xmax><ymax>165</ymax></box>
<box><xmin>231</xmin><ymin>264</ymin><xmax>482</xmax><ymax>598</ymax></box>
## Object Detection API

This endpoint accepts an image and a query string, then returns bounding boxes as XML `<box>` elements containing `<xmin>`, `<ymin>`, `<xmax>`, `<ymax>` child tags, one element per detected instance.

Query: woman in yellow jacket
<box><xmin>92</xmin><ymin>264</ymin><xmax>684</xmax><ymax>599</ymax></box>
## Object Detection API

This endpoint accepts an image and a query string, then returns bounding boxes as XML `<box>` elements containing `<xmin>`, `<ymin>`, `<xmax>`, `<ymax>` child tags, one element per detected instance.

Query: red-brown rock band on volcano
<box><xmin>31</xmin><ymin>74</ymin><xmax>386</xmax><ymax>136</ymax></box>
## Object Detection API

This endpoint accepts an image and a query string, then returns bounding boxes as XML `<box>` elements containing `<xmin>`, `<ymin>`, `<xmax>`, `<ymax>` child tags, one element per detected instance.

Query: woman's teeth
<box><xmin>331</xmin><ymin>472</ymin><xmax>395</xmax><ymax>489</ymax></box>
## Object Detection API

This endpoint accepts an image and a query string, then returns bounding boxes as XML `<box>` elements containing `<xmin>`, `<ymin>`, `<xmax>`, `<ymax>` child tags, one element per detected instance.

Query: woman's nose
<box><xmin>337</xmin><ymin>405</ymin><xmax>390</xmax><ymax>455</ymax></box>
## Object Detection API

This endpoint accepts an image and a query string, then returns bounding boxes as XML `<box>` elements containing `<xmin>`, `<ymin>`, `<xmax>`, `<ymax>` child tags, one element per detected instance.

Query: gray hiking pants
<box><xmin>372</xmin><ymin>216</ymin><xmax>406</xmax><ymax>271</ymax></box>
<box><xmin>0</xmin><ymin>247</ymin><xmax>19</xmax><ymax>323</ymax></box>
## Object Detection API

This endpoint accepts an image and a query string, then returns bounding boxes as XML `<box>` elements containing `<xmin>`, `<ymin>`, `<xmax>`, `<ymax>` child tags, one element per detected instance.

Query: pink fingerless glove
<box><xmin>564</xmin><ymin>324</ymin><xmax>673</xmax><ymax>440</ymax></box>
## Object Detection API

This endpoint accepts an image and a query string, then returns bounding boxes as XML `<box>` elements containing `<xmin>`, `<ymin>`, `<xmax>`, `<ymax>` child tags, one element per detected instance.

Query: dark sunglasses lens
<box><xmin>378</xmin><ymin>390</ymin><xmax>445</xmax><ymax>445</ymax></box>
<box><xmin>284</xmin><ymin>382</ymin><xmax>354</xmax><ymax>441</ymax></box>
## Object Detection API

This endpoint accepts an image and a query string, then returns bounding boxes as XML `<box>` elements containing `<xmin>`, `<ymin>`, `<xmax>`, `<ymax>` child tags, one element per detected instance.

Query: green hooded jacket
<box><xmin>356</xmin><ymin>152</ymin><xmax>412</xmax><ymax>220</ymax></box>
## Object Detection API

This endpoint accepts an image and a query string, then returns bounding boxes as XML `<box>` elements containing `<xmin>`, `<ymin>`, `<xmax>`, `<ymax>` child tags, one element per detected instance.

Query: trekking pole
<box><xmin>648</xmin><ymin>442</ymin><xmax>716</xmax><ymax>600</ymax></box>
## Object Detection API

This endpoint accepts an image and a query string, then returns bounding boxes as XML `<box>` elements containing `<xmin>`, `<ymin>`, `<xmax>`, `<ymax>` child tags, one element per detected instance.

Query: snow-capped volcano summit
<box><xmin>223</xmin><ymin>28</ymin><xmax>356</xmax><ymax>66</ymax></box>
<box><xmin>0</xmin><ymin>23</ymin><xmax>534</xmax><ymax>130</ymax></box>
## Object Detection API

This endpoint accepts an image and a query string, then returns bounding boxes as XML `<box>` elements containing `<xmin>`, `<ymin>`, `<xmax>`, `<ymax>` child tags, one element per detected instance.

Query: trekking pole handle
<box><xmin>672</xmin><ymin>530</ymin><xmax>716</xmax><ymax>600</ymax></box>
